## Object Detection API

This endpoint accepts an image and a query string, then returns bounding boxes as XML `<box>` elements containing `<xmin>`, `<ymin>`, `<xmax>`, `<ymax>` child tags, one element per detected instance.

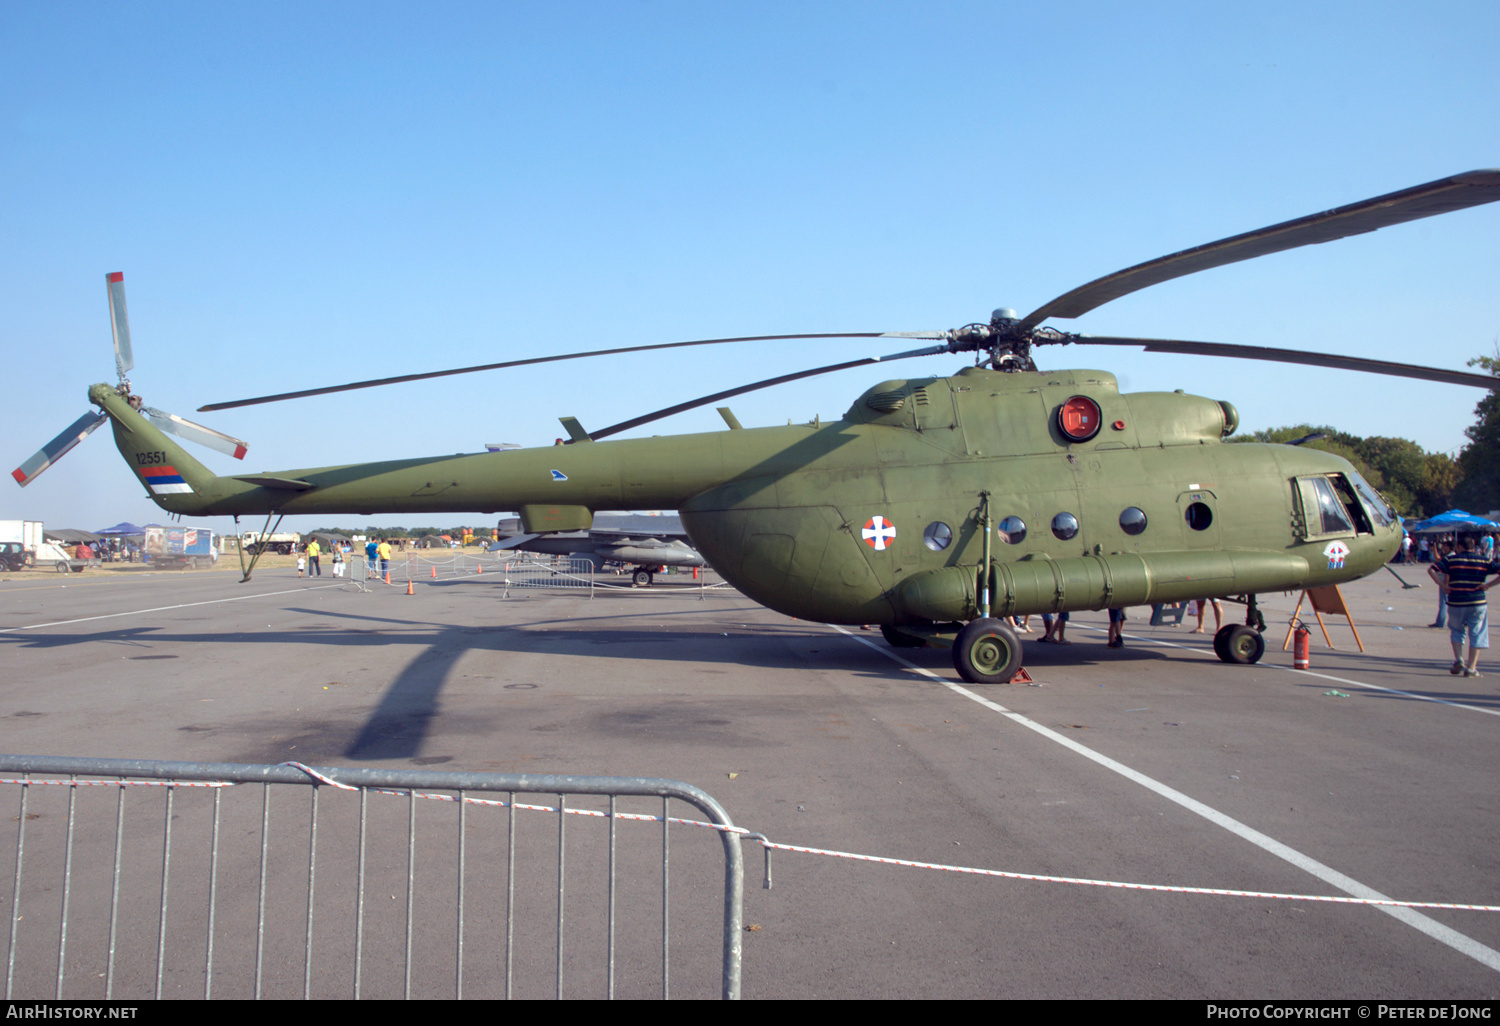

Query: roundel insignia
<box><xmin>861</xmin><ymin>515</ymin><xmax>897</xmax><ymax>551</ymax></box>
<box><xmin>1323</xmin><ymin>540</ymin><xmax>1349</xmax><ymax>570</ymax></box>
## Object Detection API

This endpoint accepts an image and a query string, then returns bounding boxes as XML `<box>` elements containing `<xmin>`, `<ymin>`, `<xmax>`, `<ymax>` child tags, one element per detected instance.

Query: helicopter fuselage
<box><xmin>92</xmin><ymin>366</ymin><xmax>1399</xmax><ymax>625</ymax></box>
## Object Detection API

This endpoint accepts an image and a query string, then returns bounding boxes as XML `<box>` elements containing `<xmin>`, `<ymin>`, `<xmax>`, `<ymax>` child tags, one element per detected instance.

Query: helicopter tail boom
<box><xmin>89</xmin><ymin>383</ymin><xmax>228</xmax><ymax>515</ymax></box>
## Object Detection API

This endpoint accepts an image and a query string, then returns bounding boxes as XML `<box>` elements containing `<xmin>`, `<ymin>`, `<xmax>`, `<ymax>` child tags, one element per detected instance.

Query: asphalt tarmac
<box><xmin>0</xmin><ymin>559</ymin><xmax>1495</xmax><ymax>999</ymax></box>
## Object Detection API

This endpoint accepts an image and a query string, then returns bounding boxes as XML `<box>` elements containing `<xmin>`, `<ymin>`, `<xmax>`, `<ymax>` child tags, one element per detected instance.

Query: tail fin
<box><xmin>89</xmin><ymin>384</ymin><xmax>223</xmax><ymax>514</ymax></box>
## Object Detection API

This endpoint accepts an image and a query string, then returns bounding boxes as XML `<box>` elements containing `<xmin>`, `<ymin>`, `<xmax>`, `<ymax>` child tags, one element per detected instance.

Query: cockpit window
<box><xmin>1309</xmin><ymin>477</ymin><xmax>1354</xmax><ymax>535</ymax></box>
<box><xmin>1344</xmin><ymin>471</ymin><xmax>1394</xmax><ymax>528</ymax></box>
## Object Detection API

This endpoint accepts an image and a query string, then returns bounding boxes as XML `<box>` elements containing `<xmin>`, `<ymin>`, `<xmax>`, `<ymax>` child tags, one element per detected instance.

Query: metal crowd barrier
<box><xmin>0</xmin><ymin>756</ymin><xmax>744</xmax><ymax>1000</ymax></box>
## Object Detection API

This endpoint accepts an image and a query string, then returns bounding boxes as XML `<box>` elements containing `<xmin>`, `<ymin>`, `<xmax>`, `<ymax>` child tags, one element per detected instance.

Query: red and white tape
<box><xmin>8</xmin><ymin>766</ymin><xmax>1494</xmax><ymax>915</ymax></box>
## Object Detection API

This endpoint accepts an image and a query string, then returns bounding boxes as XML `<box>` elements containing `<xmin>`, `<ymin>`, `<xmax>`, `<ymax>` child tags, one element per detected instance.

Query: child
<box><xmin>297</xmin><ymin>554</ymin><xmax>306</xmax><ymax>578</ymax></box>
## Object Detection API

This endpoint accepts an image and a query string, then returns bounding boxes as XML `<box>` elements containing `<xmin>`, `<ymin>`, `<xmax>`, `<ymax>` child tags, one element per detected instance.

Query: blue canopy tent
<box><xmin>1404</xmin><ymin>510</ymin><xmax>1500</xmax><ymax>535</ymax></box>
<box><xmin>94</xmin><ymin>522</ymin><xmax>146</xmax><ymax>537</ymax></box>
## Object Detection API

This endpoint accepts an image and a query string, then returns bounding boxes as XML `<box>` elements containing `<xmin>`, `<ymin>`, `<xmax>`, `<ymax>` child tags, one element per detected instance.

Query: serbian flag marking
<box><xmin>141</xmin><ymin>466</ymin><xmax>193</xmax><ymax>495</ymax></box>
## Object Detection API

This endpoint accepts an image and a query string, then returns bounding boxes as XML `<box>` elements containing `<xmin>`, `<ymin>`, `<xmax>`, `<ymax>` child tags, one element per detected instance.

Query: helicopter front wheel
<box><xmin>953</xmin><ymin>618</ymin><xmax>1023</xmax><ymax>684</ymax></box>
<box><xmin>1214</xmin><ymin>624</ymin><xmax>1265</xmax><ymax>665</ymax></box>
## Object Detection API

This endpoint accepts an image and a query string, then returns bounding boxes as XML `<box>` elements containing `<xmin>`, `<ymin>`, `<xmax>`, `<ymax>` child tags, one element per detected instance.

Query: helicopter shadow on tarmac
<box><xmin>0</xmin><ymin>600</ymin><xmax>944</xmax><ymax>762</ymax></box>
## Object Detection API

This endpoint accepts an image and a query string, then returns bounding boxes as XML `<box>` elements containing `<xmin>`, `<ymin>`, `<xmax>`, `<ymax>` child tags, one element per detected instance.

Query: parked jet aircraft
<box><xmin>489</xmin><ymin>512</ymin><xmax>704</xmax><ymax>586</ymax></box>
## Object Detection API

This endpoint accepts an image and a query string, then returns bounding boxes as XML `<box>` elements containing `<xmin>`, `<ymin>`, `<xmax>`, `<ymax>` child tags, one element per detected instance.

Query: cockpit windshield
<box><xmin>1345</xmin><ymin>471</ymin><xmax>1395</xmax><ymax>528</ymax></box>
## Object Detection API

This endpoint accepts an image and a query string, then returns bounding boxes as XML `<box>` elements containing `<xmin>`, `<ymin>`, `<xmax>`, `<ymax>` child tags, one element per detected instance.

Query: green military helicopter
<box><xmin>16</xmin><ymin>170</ymin><xmax>1500</xmax><ymax>684</ymax></box>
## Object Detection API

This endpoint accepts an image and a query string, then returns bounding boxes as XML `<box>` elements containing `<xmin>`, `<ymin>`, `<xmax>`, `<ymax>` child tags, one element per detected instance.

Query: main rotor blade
<box><xmin>144</xmin><ymin>407</ymin><xmax>249</xmax><ymax>459</ymax></box>
<box><xmin>12</xmin><ymin>410</ymin><xmax>108</xmax><ymax>487</ymax></box>
<box><xmin>1064</xmin><ymin>335</ymin><xmax>1500</xmax><ymax>389</ymax></box>
<box><xmin>1017</xmin><ymin>169</ymin><xmax>1500</xmax><ymax>333</ymax></box>
<box><xmin>197</xmin><ymin>331</ymin><xmax>943</xmax><ymax>412</ymax></box>
<box><xmin>106</xmin><ymin>272</ymin><xmax>134</xmax><ymax>381</ymax></box>
<box><xmin>587</xmin><ymin>343</ymin><xmax>953</xmax><ymax>441</ymax></box>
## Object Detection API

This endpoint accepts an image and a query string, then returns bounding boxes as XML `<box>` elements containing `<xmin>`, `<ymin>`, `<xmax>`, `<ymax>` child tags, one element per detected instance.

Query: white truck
<box><xmin>240</xmin><ymin>531</ymin><xmax>300</xmax><ymax>555</ymax></box>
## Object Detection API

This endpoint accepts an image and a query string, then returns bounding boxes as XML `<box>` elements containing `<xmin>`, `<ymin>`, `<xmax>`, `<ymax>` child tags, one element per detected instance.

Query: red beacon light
<box><xmin>1057</xmin><ymin>395</ymin><xmax>1102</xmax><ymax>442</ymax></box>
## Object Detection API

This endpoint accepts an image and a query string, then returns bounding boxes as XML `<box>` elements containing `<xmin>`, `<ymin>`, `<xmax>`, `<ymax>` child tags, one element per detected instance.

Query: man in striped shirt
<box><xmin>1429</xmin><ymin>534</ymin><xmax>1500</xmax><ymax>678</ymax></box>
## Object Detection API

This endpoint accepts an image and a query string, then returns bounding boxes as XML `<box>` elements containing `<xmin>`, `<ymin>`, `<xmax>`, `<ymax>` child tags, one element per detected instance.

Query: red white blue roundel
<box><xmin>1323</xmin><ymin>540</ymin><xmax>1349</xmax><ymax>569</ymax></box>
<box><xmin>861</xmin><ymin>515</ymin><xmax>896</xmax><ymax>551</ymax></box>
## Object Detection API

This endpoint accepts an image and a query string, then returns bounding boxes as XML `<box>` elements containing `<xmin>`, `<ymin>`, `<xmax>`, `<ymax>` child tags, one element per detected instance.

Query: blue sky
<box><xmin>3</xmin><ymin>1</ymin><xmax>1496</xmax><ymax>533</ymax></box>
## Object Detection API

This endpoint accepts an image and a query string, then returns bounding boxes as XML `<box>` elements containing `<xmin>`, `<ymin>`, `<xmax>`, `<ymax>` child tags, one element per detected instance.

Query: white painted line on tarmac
<box><xmin>832</xmin><ymin>625</ymin><xmax>1500</xmax><ymax>974</ymax></box>
<box><xmin>1100</xmin><ymin>625</ymin><xmax>1500</xmax><ymax>718</ymax></box>
<box><xmin>0</xmin><ymin>583</ymin><xmax>348</xmax><ymax>633</ymax></box>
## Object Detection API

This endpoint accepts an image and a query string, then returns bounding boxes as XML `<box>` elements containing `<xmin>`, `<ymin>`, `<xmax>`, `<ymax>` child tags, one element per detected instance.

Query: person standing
<box><xmin>1429</xmin><ymin>534</ymin><xmax>1500</xmax><ymax>678</ymax></box>
<box><xmin>1106</xmin><ymin>607</ymin><xmax>1126</xmax><ymax>648</ymax></box>
<box><xmin>306</xmin><ymin>538</ymin><xmax>321</xmax><ymax>577</ymax></box>
<box><xmin>377</xmin><ymin>538</ymin><xmax>393</xmax><ymax>577</ymax></box>
<box><xmin>1190</xmin><ymin>598</ymin><xmax>1224</xmax><ymax>634</ymax></box>
<box><xmin>1430</xmin><ymin>540</ymin><xmax>1455</xmax><ymax>628</ymax></box>
<box><xmin>1038</xmin><ymin>611</ymin><xmax>1069</xmax><ymax>644</ymax></box>
<box><xmin>365</xmin><ymin>538</ymin><xmax>379</xmax><ymax>578</ymax></box>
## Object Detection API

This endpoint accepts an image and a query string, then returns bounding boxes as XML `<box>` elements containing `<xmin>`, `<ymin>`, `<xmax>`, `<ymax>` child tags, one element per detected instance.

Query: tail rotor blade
<box><xmin>12</xmin><ymin>410</ymin><xmax>108</xmax><ymax>487</ymax></box>
<box><xmin>144</xmin><ymin>408</ymin><xmax>249</xmax><ymax>459</ymax></box>
<box><xmin>106</xmin><ymin>272</ymin><xmax>134</xmax><ymax>382</ymax></box>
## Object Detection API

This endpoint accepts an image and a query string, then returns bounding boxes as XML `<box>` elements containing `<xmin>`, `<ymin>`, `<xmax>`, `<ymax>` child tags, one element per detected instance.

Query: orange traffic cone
<box><xmin>430</xmin><ymin>565</ymin><xmax>437</xmax><ymax>578</ymax></box>
<box><xmin>476</xmin><ymin>563</ymin><xmax>482</xmax><ymax>574</ymax></box>
<box><xmin>406</xmin><ymin>580</ymin><xmax>414</xmax><ymax>596</ymax></box>
<box><xmin>384</xmin><ymin>571</ymin><xmax>391</xmax><ymax>585</ymax></box>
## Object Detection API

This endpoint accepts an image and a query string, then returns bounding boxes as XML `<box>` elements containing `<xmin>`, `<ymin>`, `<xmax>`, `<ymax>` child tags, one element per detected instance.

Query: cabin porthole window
<box><xmin>1119</xmin><ymin>507</ymin><xmax>1148</xmax><ymax>536</ymax></box>
<box><xmin>923</xmin><ymin>522</ymin><xmax>953</xmax><ymax>551</ymax></box>
<box><xmin>1051</xmin><ymin>512</ymin><xmax>1079</xmax><ymax>540</ymax></box>
<box><xmin>997</xmin><ymin>516</ymin><xmax>1027</xmax><ymax>544</ymax></box>
<box><xmin>1185</xmin><ymin>502</ymin><xmax>1214</xmax><ymax>531</ymax></box>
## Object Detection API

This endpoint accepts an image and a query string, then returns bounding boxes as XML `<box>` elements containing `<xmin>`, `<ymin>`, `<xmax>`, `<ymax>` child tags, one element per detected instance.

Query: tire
<box><xmin>632</xmin><ymin>569</ymin><xmax>653</xmax><ymax>587</ymax></box>
<box><xmin>1221</xmin><ymin>625</ymin><xmax>1265</xmax><ymax>665</ymax></box>
<box><xmin>55</xmin><ymin>561</ymin><xmax>70</xmax><ymax>574</ymax></box>
<box><xmin>1212</xmin><ymin>624</ymin><xmax>1235</xmax><ymax>661</ymax></box>
<box><xmin>953</xmin><ymin>618</ymin><xmax>1023</xmax><ymax>684</ymax></box>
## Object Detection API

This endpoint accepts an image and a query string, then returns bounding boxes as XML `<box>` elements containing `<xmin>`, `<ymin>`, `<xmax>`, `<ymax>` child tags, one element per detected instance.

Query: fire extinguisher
<box><xmin>1292</xmin><ymin>619</ymin><xmax>1311</xmax><ymax>670</ymax></box>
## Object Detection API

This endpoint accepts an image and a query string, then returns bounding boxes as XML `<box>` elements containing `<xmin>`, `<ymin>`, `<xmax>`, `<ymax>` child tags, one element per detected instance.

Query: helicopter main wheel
<box><xmin>953</xmin><ymin>618</ymin><xmax>1023</xmax><ymax>684</ymax></box>
<box><xmin>1215</xmin><ymin>624</ymin><xmax>1265</xmax><ymax>665</ymax></box>
<box><xmin>632</xmin><ymin>568</ymin><xmax>654</xmax><ymax>587</ymax></box>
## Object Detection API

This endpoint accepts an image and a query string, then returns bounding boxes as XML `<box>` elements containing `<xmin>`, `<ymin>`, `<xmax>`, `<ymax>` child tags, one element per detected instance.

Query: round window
<box><xmin>1119</xmin><ymin>507</ymin><xmax>1148</xmax><ymax>536</ymax></box>
<box><xmin>997</xmin><ymin>516</ymin><xmax>1027</xmax><ymax>544</ymax></box>
<box><xmin>1185</xmin><ymin>502</ymin><xmax>1213</xmax><ymax>531</ymax></box>
<box><xmin>1051</xmin><ymin>512</ymin><xmax>1079</xmax><ymax>540</ymax></box>
<box><xmin>923</xmin><ymin>521</ymin><xmax>953</xmax><ymax>551</ymax></box>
